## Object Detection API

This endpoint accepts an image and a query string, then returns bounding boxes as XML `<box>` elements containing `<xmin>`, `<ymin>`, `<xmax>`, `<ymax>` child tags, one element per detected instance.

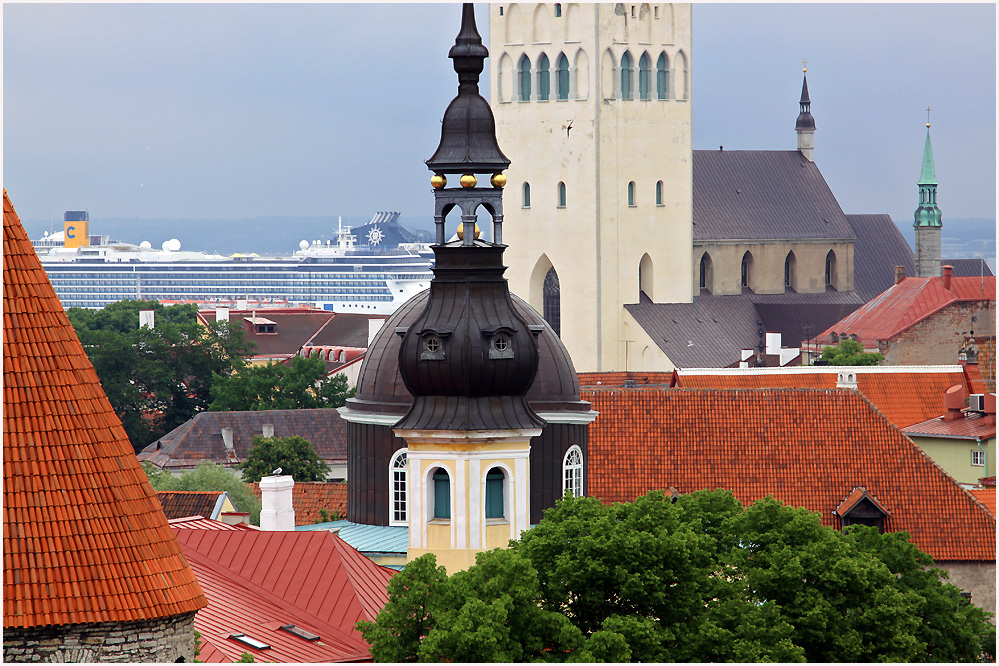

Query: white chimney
<box><xmin>216</xmin><ymin>307</ymin><xmax>230</xmax><ymax>323</ymax></box>
<box><xmin>765</xmin><ymin>332</ymin><xmax>781</xmax><ymax>356</ymax></box>
<box><xmin>740</xmin><ymin>349</ymin><xmax>754</xmax><ymax>362</ymax></box>
<box><xmin>262</xmin><ymin>422</ymin><xmax>275</xmax><ymax>438</ymax></box>
<box><xmin>836</xmin><ymin>371</ymin><xmax>859</xmax><ymax>390</ymax></box>
<box><xmin>221</xmin><ymin>427</ymin><xmax>234</xmax><ymax>451</ymax></box>
<box><xmin>139</xmin><ymin>310</ymin><xmax>155</xmax><ymax>329</ymax></box>
<box><xmin>236</xmin><ymin>298</ymin><xmax>248</xmax><ymax>310</ymax></box>
<box><xmin>259</xmin><ymin>475</ymin><xmax>296</xmax><ymax>531</ymax></box>
<box><xmin>368</xmin><ymin>318</ymin><xmax>387</xmax><ymax>346</ymax></box>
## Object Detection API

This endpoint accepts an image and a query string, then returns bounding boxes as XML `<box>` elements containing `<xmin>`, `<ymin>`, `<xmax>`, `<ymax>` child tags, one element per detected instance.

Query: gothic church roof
<box><xmin>4</xmin><ymin>189</ymin><xmax>206</xmax><ymax>628</ymax></box>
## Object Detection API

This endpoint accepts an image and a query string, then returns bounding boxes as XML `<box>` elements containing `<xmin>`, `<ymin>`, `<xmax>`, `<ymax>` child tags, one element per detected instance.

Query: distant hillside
<box><xmin>22</xmin><ymin>214</ymin><xmax>437</xmax><ymax>255</ymax></box>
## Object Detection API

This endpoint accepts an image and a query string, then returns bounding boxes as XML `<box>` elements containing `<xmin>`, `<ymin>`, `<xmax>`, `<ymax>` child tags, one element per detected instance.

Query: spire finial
<box><xmin>802</xmin><ymin>58</ymin><xmax>807</xmax><ymax>73</ymax></box>
<box><xmin>926</xmin><ymin>106</ymin><xmax>931</xmax><ymax>128</ymax></box>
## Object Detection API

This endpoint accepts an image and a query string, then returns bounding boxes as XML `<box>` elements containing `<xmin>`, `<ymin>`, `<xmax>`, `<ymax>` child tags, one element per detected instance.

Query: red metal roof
<box><xmin>818</xmin><ymin>274</ymin><xmax>995</xmax><ymax>343</ymax></box>
<box><xmin>3</xmin><ymin>190</ymin><xmax>207</xmax><ymax>629</ymax></box>
<box><xmin>902</xmin><ymin>411</ymin><xmax>996</xmax><ymax>439</ymax></box>
<box><xmin>173</xmin><ymin>529</ymin><xmax>394</xmax><ymax>661</ymax></box>
<box><xmin>581</xmin><ymin>386</ymin><xmax>995</xmax><ymax>562</ymax></box>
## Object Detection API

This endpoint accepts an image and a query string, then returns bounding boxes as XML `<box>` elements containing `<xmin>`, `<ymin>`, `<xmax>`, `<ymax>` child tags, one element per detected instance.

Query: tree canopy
<box><xmin>358</xmin><ymin>490</ymin><xmax>993</xmax><ymax>662</ymax></box>
<box><xmin>237</xmin><ymin>435</ymin><xmax>329</xmax><ymax>484</ymax></box>
<box><xmin>145</xmin><ymin>462</ymin><xmax>262</xmax><ymax>525</ymax></box>
<box><xmin>208</xmin><ymin>355</ymin><xmax>353</xmax><ymax>412</ymax></box>
<box><xmin>819</xmin><ymin>339</ymin><xmax>885</xmax><ymax>366</ymax></box>
<box><xmin>68</xmin><ymin>300</ymin><xmax>253</xmax><ymax>452</ymax></box>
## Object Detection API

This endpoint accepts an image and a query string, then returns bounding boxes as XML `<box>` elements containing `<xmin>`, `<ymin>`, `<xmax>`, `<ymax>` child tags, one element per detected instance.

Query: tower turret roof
<box><xmin>3</xmin><ymin>190</ymin><xmax>206</xmax><ymax>629</ymax></box>
<box><xmin>919</xmin><ymin>127</ymin><xmax>938</xmax><ymax>185</ymax></box>
<box><xmin>914</xmin><ymin>125</ymin><xmax>942</xmax><ymax>228</ymax></box>
<box><xmin>795</xmin><ymin>73</ymin><xmax>815</xmax><ymax>131</ymax></box>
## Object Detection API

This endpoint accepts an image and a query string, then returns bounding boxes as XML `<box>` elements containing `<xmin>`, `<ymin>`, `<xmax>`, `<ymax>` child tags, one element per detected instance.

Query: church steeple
<box><xmin>795</xmin><ymin>64</ymin><xmax>815</xmax><ymax>161</ymax></box>
<box><xmin>914</xmin><ymin>115</ymin><xmax>942</xmax><ymax>277</ymax></box>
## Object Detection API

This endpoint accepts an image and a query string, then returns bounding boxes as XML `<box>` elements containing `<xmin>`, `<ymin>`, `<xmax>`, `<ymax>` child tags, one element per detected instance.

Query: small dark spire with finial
<box><xmin>796</xmin><ymin>69</ymin><xmax>815</xmax><ymax>131</ymax></box>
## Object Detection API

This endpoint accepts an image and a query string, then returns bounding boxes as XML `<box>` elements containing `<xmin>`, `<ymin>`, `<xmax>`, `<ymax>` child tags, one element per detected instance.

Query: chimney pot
<box><xmin>942</xmin><ymin>264</ymin><xmax>953</xmax><ymax>290</ymax></box>
<box><xmin>262</xmin><ymin>422</ymin><xmax>275</xmax><ymax>438</ymax></box>
<box><xmin>894</xmin><ymin>266</ymin><xmax>906</xmax><ymax>284</ymax></box>
<box><xmin>942</xmin><ymin>384</ymin><xmax>966</xmax><ymax>421</ymax></box>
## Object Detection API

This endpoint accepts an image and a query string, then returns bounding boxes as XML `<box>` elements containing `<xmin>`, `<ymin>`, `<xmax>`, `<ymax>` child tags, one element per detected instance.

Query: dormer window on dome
<box><xmin>485</xmin><ymin>326</ymin><xmax>516</xmax><ymax>359</ymax></box>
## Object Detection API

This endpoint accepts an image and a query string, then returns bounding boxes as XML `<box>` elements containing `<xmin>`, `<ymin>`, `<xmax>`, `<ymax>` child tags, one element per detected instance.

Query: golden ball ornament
<box><xmin>460</xmin><ymin>173</ymin><xmax>478</xmax><ymax>188</ymax></box>
<box><xmin>431</xmin><ymin>174</ymin><xmax>447</xmax><ymax>189</ymax></box>
<box><xmin>456</xmin><ymin>223</ymin><xmax>482</xmax><ymax>240</ymax></box>
<box><xmin>490</xmin><ymin>173</ymin><xmax>507</xmax><ymax>188</ymax></box>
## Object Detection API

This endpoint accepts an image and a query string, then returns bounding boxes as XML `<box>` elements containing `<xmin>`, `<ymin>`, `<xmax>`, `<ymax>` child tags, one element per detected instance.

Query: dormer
<box><xmin>244</xmin><ymin>316</ymin><xmax>278</xmax><ymax>335</ymax></box>
<box><xmin>835</xmin><ymin>487</ymin><xmax>890</xmax><ymax>533</ymax></box>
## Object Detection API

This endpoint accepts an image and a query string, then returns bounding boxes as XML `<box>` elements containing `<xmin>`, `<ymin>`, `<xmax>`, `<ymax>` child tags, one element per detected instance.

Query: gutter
<box><xmin>975</xmin><ymin>438</ymin><xmax>989</xmax><ymax>478</ymax></box>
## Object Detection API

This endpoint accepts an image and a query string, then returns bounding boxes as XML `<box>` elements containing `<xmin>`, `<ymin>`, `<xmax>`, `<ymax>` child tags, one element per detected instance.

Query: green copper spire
<box><xmin>913</xmin><ymin>124</ymin><xmax>941</xmax><ymax>228</ymax></box>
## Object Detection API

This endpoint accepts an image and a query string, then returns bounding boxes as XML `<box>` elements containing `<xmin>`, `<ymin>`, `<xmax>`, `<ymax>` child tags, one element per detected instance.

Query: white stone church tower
<box><xmin>489</xmin><ymin>3</ymin><xmax>693</xmax><ymax>372</ymax></box>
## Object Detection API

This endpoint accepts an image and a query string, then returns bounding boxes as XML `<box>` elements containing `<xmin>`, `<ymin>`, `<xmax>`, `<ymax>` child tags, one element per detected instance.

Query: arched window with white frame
<box><xmin>389</xmin><ymin>449</ymin><xmax>408</xmax><ymax>525</ymax></box>
<box><xmin>485</xmin><ymin>467</ymin><xmax>506</xmax><ymax>519</ymax></box>
<box><xmin>563</xmin><ymin>445</ymin><xmax>583</xmax><ymax>497</ymax></box>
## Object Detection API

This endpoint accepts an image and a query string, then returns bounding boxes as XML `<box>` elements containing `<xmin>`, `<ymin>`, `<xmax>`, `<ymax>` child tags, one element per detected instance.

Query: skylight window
<box><xmin>229</xmin><ymin>634</ymin><xmax>271</xmax><ymax>650</ymax></box>
<box><xmin>280</xmin><ymin>624</ymin><xmax>320</xmax><ymax>641</ymax></box>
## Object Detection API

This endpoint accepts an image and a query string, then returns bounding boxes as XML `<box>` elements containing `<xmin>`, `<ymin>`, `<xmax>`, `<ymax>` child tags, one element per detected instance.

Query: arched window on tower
<box><xmin>557</xmin><ymin>181</ymin><xmax>566</xmax><ymax>208</ymax></box>
<box><xmin>639</xmin><ymin>253</ymin><xmax>653</xmax><ymax>300</ymax></box>
<box><xmin>638</xmin><ymin>53</ymin><xmax>651</xmax><ymax>100</ymax></box>
<box><xmin>389</xmin><ymin>449</ymin><xmax>408</xmax><ymax>526</ymax></box>
<box><xmin>699</xmin><ymin>252</ymin><xmax>713</xmax><ymax>293</ymax></box>
<box><xmin>563</xmin><ymin>446</ymin><xmax>583</xmax><ymax>498</ymax></box>
<box><xmin>676</xmin><ymin>50</ymin><xmax>689</xmax><ymax>100</ymax></box>
<box><xmin>656</xmin><ymin>180</ymin><xmax>664</xmax><ymax>206</ymax></box>
<box><xmin>538</xmin><ymin>53</ymin><xmax>551</xmax><ymax>101</ymax></box>
<box><xmin>825</xmin><ymin>250</ymin><xmax>838</xmax><ymax>289</ymax></box>
<box><xmin>620</xmin><ymin>52</ymin><xmax>633</xmax><ymax>100</ymax></box>
<box><xmin>656</xmin><ymin>53</ymin><xmax>669</xmax><ymax>100</ymax></box>
<box><xmin>555</xmin><ymin>3</ymin><xmax>562</xmax><ymax>17</ymax></box>
<box><xmin>627</xmin><ymin>181</ymin><xmax>636</xmax><ymax>206</ymax></box>
<box><xmin>784</xmin><ymin>251</ymin><xmax>796</xmax><ymax>291</ymax></box>
<box><xmin>556</xmin><ymin>53</ymin><xmax>570</xmax><ymax>100</ymax></box>
<box><xmin>741</xmin><ymin>251</ymin><xmax>753</xmax><ymax>290</ymax></box>
<box><xmin>432</xmin><ymin>467</ymin><xmax>451</xmax><ymax>520</ymax></box>
<box><xmin>485</xmin><ymin>467</ymin><xmax>506</xmax><ymax>519</ymax></box>
<box><xmin>544</xmin><ymin>266</ymin><xmax>561</xmax><ymax>337</ymax></box>
<box><xmin>519</xmin><ymin>55</ymin><xmax>532</xmax><ymax>101</ymax></box>
<box><xmin>523</xmin><ymin>182</ymin><xmax>531</xmax><ymax>208</ymax></box>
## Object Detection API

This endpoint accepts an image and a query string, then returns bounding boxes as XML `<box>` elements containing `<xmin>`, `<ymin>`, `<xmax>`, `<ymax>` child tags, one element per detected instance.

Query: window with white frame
<box><xmin>390</xmin><ymin>449</ymin><xmax>408</xmax><ymax>525</ymax></box>
<box><xmin>563</xmin><ymin>445</ymin><xmax>583</xmax><ymax>497</ymax></box>
<box><xmin>972</xmin><ymin>449</ymin><xmax>985</xmax><ymax>467</ymax></box>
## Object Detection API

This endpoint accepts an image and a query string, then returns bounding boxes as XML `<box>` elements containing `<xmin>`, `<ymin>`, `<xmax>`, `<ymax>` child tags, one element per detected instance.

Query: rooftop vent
<box><xmin>279</xmin><ymin>625</ymin><xmax>320</xmax><ymax>641</ymax></box>
<box><xmin>969</xmin><ymin>394</ymin><xmax>986</xmax><ymax>413</ymax></box>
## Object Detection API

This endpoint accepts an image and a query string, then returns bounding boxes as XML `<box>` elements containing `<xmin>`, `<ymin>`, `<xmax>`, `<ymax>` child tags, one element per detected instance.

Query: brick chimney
<box><xmin>894</xmin><ymin>266</ymin><xmax>906</xmax><ymax>284</ymax></box>
<box><xmin>942</xmin><ymin>264</ymin><xmax>953</xmax><ymax>290</ymax></box>
<box><xmin>259</xmin><ymin>475</ymin><xmax>296</xmax><ymax>531</ymax></box>
<box><xmin>942</xmin><ymin>384</ymin><xmax>966</xmax><ymax>421</ymax></box>
<box><xmin>985</xmin><ymin>393</ymin><xmax>996</xmax><ymax>426</ymax></box>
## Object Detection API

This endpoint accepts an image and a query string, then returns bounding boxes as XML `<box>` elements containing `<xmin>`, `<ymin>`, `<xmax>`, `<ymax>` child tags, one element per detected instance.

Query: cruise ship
<box><xmin>35</xmin><ymin>211</ymin><xmax>435</xmax><ymax>314</ymax></box>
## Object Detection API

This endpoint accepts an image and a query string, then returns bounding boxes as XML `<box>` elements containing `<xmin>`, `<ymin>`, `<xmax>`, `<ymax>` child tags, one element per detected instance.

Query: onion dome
<box><xmin>348</xmin><ymin>291</ymin><xmax>590</xmax><ymax>418</ymax></box>
<box><xmin>795</xmin><ymin>73</ymin><xmax>815</xmax><ymax>131</ymax></box>
<box><xmin>425</xmin><ymin>3</ymin><xmax>510</xmax><ymax>176</ymax></box>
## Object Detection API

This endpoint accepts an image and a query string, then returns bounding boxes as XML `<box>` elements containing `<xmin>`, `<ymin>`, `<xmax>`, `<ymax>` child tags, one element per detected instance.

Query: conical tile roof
<box><xmin>3</xmin><ymin>189</ymin><xmax>207</xmax><ymax>628</ymax></box>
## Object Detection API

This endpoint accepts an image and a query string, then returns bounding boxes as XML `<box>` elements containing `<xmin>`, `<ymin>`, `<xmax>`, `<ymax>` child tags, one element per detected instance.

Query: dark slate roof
<box><xmin>692</xmin><ymin>150</ymin><xmax>856</xmax><ymax>242</ymax></box>
<box><xmin>945</xmin><ymin>258</ymin><xmax>994</xmax><ymax>278</ymax></box>
<box><xmin>626</xmin><ymin>290</ymin><xmax>864</xmax><ymax>368</ymax></box>
<box><xmin>845</xmin><ymin>214</ymin><xmax>916</xmax><ymax>301</ymax></box>
<box><xmin>156</xmin><ymin>491</ymin><xmax>228</xmax><ymax>520</ymax></box>
<box><xmin>199</xmin><ymin>309</ymin><xmax>335</xmax><ymax>359</ymax></box>
<box><xmin>308</xmin><ymin>313</ymin><xmax>381</xmax><ymax>349</ymax></box>
<box><xmin>138</xmin><ymin>409</ymin><xmax>347</xmax><ymax>471</ymax></box>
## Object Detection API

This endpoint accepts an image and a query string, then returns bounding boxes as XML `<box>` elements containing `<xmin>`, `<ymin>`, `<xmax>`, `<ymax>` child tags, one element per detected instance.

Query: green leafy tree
<box><xmin>237</xmin><ymin>435</ymin><xmax>329</xmax><ymax>484</ymax></box>
<box><xmin>819</xmin><ymin>339</ymin><xmax>884</xmax><ymax>366</ymax></box>
<box><xmin>359</xmin><ymin>490</ymin><xmax>992</xmax><ymax>662</ymax></box>
<box><xmin>68</xmin><ymin>299</ymin><xmax>253</xmax><ymax>452</ymax></box>
<box><xmin>209</xmin><ymin>354</ymin><xmax>353</xmax><ymax>412</ymax></box>
<box><xmin>146</xmin><ymin>462</ymin><xmax>261</xmax><ymax>525</ymax></box>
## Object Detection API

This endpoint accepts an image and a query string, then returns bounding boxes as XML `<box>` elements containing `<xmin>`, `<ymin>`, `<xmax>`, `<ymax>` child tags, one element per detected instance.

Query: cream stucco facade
<box><xmin>490</xmin><ymin>3</ymin><xmax>693</xmax><ymax>372</ymax></box>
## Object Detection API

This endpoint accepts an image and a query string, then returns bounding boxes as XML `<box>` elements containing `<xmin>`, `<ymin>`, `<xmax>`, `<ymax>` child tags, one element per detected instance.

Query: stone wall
<box><xmin>883</xmin><ymin>301</ymin><xmax>996</xmax><ymax>367</ymax></box>
<box><xmin>3</xmin><ymin>611</ymin><xmax>198</xmax><ymax>663</ymax></box>
<box><xmin>936</xmin><ymin>560</ymin><xmax>997</xmax><ymax>618</ymax></box>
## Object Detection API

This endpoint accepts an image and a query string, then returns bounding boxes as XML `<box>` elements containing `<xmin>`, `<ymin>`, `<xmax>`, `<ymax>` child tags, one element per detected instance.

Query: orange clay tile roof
<box><xmin>577</xmin><ymin>371</ymin><xmax>674</xmax><ymax>388</ymax></box>
<box><xmin>252</xmin><ymin>482</ymin><xmax>348</xmax><ymax>526</ymax></box>
<box><xmin>3</xmin><ymin>190</ymin><xmax>206</xmax><ymax>628</ymax></box>
<box><xmin>156</xmin><ymin>491</ymin><xmax>229</xmax><ymax>520</ymax></box>
<box><xmin>968</xmin><ymin>488</ymin><xmax>995</xmax><ymax>516</ymax></box>
<box><xmin>673</xmin><ymin>365</ymin><xmax>973</xmax><ymax>429</ymax></box>
<box><xmin>580</xmin><ymin>386</ymin><xmax>996</xmax><ymax>562</ymax></box>
<box><xmin>818</xmin><ymin>274</ymin><xmax>996</xmax><ymax>344</ymax></box>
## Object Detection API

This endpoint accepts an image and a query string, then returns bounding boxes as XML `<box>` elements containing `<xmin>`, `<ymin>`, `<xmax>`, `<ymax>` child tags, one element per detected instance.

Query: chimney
<box><xmin>942</xmin><ymin>384</ymin><xmax>965</xmax><ymax>421</ymax></box>
<box><xmin>259</xmin><ymin>475</ymin><xmax>296</xmax><ymax>531</ymax></box>
<box><xmin>139</xmin><ymin>310</ymin><xmax>155</xmax><ymax>329</ymax></box>
<box><xmin>942</xmin><ymin>264</ymin><xmax>953</xmax><ymax>290</ymax></box>
<box><xmin>221</xmin><ymin>427</ymin><xmax>234</xmax><ymax>451</ymax></box>
<box><xmin>985</xmin><ymin>393</ymin><xmax>996</xmax><ymax>426</ymax></box>
<box><xmin>262</xmin><ymin>422</ymin><xmax>275</xmax><ymax>438</ymax></box>
<box><xmin>836</xmin><ymin>370</ymin><xmax>858</xmax><ymax>390</ymax></box>
<box><xmin>216</xmin><ymin>307</ymin><xmax>229</xmax><ymax>323</ymax></box>
<box><xmin>218</xmin><ymin>512</ymin><xmax>250</xmax><ymax>525</ymax></box>
<box><xmin>368</xmin><ymin>318</ymin><xmax>387</xmax><ymax>346</ymax></box>
<box><xmin>894</xmin><ymin>266</ymin><xmax>906</xmax><ymax>284</ymax></box>
<box><xmin>765</xmin><ymin>332</ymin><xmax>781</xmax><ymax>356</ymax></box>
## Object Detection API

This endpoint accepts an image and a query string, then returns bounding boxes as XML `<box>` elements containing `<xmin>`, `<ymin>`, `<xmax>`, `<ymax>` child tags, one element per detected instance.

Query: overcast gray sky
<box><xmin>3</xmin><ymin>3</ymin><xmax>996</xmax><ymax>230</ymax></box>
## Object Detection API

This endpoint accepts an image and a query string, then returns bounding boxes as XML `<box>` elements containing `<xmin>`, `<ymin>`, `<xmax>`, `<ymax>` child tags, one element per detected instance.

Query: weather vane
<box><xmin>802</xmin><ymin>58</ymin><xmax>807</xmax><ymax>73</ymax></box>
<box><xmin>926</xmin><ymin>106</ymin><xmax>931</xmax><ymax>128</ymax></box>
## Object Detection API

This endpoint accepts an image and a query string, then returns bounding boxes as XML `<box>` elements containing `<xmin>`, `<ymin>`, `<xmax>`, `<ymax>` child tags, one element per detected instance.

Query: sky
<box><xmin>3</xmin><ymin>3</ymin><xmax>996</xmax><ymax>236</ymax></box>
